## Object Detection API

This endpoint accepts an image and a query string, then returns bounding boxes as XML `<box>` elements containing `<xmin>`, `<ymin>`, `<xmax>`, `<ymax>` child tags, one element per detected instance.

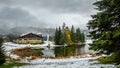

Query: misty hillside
<box><xmin>0</xmin><ymin>27</ymin><xmax>55</xmax><ymax>36</ymax></box>
<box><xmin>0</xmin><ymin>26</ymin><xmax>90</xmax><ymax>40</ymax></box>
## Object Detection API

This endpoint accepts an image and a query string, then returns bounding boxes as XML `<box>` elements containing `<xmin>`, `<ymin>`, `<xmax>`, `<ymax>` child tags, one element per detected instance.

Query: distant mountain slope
<box><xmin>0</xmin><ymin>26</ymin><xmax>90</xmax><ymax>40</ymax></box>
<box><xmin>0</xmin><ymin>27</ymin><xmax>55</xmax><ymax>36</ymax></box>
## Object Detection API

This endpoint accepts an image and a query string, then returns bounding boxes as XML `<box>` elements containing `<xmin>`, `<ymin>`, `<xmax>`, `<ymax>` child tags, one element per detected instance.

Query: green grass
<box><xmin>98</xmin><ymin>54</ymin><xmax>115</xmax><ymax>64</ymax></box>
<box><xmin>0</xmin><ymin>63</ymin><xmax>23</xmax><ymax>68</ymax></box>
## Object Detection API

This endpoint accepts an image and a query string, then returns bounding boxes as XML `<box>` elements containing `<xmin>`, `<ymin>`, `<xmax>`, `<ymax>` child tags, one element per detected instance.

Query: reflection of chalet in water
<box><xmin>14</xmin><ymin>33</ymin><xmax>43</xmax><ymax>44</ymax></box>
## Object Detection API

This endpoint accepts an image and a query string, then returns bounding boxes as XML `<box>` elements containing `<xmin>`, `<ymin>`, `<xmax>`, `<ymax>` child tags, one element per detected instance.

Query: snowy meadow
<box><xmin>2</xmin><ymin>40</ymin><xmax>116</xmax><ymax>68</ymax></box>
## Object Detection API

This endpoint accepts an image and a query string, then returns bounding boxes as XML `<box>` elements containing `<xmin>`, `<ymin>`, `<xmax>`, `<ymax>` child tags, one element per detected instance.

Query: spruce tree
<box><xmin>60</xmin><ymin>23</ymin><xmax>66</xmax><ymax>45</ymax></box>
<box><xmin>88</xmin><ymin>0</ymin><xmax>120</xmax><ymax>64</ymax></box>
<box><xmin>76</xmin><ymin>28</ymin><xmax>81</xmax><ymax>43</ymax></box>
<box><xmin>54</xmin><ymin>27</ymin><xmax>62</xmax><ymax>45</ymax></box>
<box><xmin>58</xmin><ymin>27</ymin><xmax>62</xmax><ymax>45</ymax></box>
<box><xmin>71</xmin><ymin>25</ymin><xmax>76</xmax><ymax>42</ymax></box>
<box><xmin>54</xmin><ymin>28</ymin><xmax>59</xmax><ymax>45</ymax></box>
<box><xmin>0</xmin><ymin>38</ymin><xmax>5</xmax><ymax>65</ymax></box>
<box><xmin>81</xmin><ymin>32</ymin><xmax>85</xmax><ymax>42</ymax></box>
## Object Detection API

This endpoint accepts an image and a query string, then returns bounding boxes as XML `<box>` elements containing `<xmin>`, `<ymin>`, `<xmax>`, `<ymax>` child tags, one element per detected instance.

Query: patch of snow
<box><xmin>3</xmin><ymin>41</ymin><xmax>55</xmax><ymax>50</ymax></box>
<box><xmin>13</xmin><ymin>57</ymin><xmax>115</xmax><ymax>68</ymax></box>
<box><xmin>85</xmin><ymin>40</ymin><xmax>92</xmax><ymax>44</ymax></box>
<box><xmin>5</xmin><ymin>52</ymin><xmax>19</xmax><ymax>59</ymax></box>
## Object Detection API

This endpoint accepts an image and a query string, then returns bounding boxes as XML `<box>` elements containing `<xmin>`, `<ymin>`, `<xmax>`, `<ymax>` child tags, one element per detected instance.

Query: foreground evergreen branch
<box><xmin>0</xmin><ymin>38</ymin><xmax>5</xmax><ymax>65</ymax></box>
<box><xmin>88</xmin><ymin>0</ymin><xmax>120</xmax><ymax>64</ymax></box>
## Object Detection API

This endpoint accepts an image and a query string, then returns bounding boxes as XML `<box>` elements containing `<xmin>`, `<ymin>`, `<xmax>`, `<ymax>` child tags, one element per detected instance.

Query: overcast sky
<box><xmin>0</xmin><ymin>0</ymin><xmax>97</xmax><ymax>30</ymax></box>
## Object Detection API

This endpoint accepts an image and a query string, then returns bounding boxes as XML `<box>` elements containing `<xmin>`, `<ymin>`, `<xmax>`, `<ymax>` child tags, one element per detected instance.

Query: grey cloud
<box><xmin>42</xmin><ymin>0</ymin><xmax>95</xmax><ymax>14</ymax></box>
<box><xmin>0</xmin><ymin>0</ymin><xmax>97</xmax><ymax>35</ymax></box>
<box><xmin>0</xmin><ymin>7</ymin><xmax>46</xmax><ymax>28</ymax></box>
<box><xmin>0</xmin><ymin>0</ymin><xmax>96</xmax><ymax>14</ymax></box>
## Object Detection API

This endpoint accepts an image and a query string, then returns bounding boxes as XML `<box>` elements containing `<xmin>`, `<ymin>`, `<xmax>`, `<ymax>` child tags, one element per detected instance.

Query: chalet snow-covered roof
<box><xmin>17</xmin><ymin>33</ymin><xmax>42</xmax><ymax>39</ymax></box>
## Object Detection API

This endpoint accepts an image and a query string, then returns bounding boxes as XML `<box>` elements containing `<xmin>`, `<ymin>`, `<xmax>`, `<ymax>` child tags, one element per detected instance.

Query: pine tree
<box><xmin>71</xmin><ymin>25</ymin><xmax>76</xmax><ymax>42</ymax></box>
<box><xmin>76</xmin><ymin>28</ymin><xmax>82</xmax><ymax>43</ymax></box>
<box><xmin>59</xmin><ymin>23</ymin><xmax>66</xmax><ymax>45</ymax></box>
<box><xmin>0</xmin><ymin>38</ymin><xmax>5</xmax><ymax>65</ymax></box>
<box><xmin>58</xmin><ymin>27</ymin><xmax>62</xmax><ymax>45</ymax></box>
<box><xmin>81</xmin><ymin>32</ymin><xmax>85</xmax><ymax>42</ymax></box>
<box><xmin>54</xmin><ymin>27</ymin><xmax>62</xmax><ymax>45</ymax></box>
<box><xmin>54</xmin><ymin>28</ymin><xmax>59</xmax><ymax>45</ymax></box>
<box><xmin>87</xmin><ymin>0</ymin><xmax>120</xmax><ymax>64</ymax></box>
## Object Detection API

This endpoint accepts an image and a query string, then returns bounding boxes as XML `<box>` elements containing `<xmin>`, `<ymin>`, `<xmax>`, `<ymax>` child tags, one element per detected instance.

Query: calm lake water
<box><xmin>41</xmin><ymin>44</ymin><xmax>86</xmax><ymax>58</ymax></box>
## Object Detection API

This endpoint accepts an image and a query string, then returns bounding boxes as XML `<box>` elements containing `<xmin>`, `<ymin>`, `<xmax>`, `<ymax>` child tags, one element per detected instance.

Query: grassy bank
<box><xmin>98</xmin><ymin>54</ymin><xmax>115</xmax><ymax>64</ymax></box>
<box><xmin>0</xmin><ymin>63</ymin><xmax>23</xmax><ymax>68</ymax></box>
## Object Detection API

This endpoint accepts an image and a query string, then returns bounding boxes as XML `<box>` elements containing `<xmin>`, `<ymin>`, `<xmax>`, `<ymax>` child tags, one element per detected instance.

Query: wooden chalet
<box><xmin>14</xmin><ymin>33</ymin><xmax>43</xmax><ymax>44</ymax></box>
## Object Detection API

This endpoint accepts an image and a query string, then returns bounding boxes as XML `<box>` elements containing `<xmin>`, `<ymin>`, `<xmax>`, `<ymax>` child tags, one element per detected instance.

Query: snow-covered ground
<box><xmin>3</xmin><ymin>41</ymin><xmax>115</xmax><ymax>68</ymax></box>
<box><xmin>13</xmin><ymin>57</ymin><xmax>115</xmax><ymax>68</ymax></box>
<box><xmin>3</xmin><ymin>41</ymin><xmax>54</xmax><ymax>50</ymax></box>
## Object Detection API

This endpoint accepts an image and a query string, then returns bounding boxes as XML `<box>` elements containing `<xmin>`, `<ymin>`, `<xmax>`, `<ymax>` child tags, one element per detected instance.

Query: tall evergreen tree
<box><xmin>81</xmin><ymin>32</ymin><xmax>85</xmax><ymax>42</ymax></box>
<box><xmin>54</xmin><ymin>28</ymin><xmax>59</xmax><ymax>45</ymax></box>
<box><xmin>54</xmin><ymin>27</ymin><xmax>62</xmax><ymax>45</ymax></box>
<box><xmin>87</xmin><ymin>0</ymin><xmax>120</xmax><ymax>64</ymax></box>
<box><xmin>0</xmin><ymin>38</ymin><xmax>5</xmax><ymax>65</ymax></box>
<box><xmin>58</xmin><ymin>27</ymin><xmax>62</xmax><ymax>45</ymax></box>
<box><xmin>76</xmin><ymin>28</ymin><xmax>82</xmax><ymax>42</ymax></box>
<box><xmin>59</xmin><ymin>23</ymin><xmax>66</xmax><ymax>45</ymax></box>
<box><xmin>71</xmin><ymin>25</ymin><xmax>76</xmax><ymax>42</ymax></box>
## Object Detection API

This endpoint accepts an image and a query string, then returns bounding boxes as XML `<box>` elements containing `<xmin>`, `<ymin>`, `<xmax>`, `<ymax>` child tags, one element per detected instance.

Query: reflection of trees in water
<box><xmin>54</xmin><ymin>45</ymin><xmax>84</xmax><ymax>57</ymax></box>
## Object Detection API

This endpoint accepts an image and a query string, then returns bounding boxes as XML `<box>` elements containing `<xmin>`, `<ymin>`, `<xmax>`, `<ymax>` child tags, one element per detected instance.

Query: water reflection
<box><xmin>42</xmin><ymin>48</ymin><xmax>55</xmax><ymax>58</ymax></box>
<box><xmin>42</xmin><ymin>44</ymin><xmax>85</xmax><ymax>58</ymax></box>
